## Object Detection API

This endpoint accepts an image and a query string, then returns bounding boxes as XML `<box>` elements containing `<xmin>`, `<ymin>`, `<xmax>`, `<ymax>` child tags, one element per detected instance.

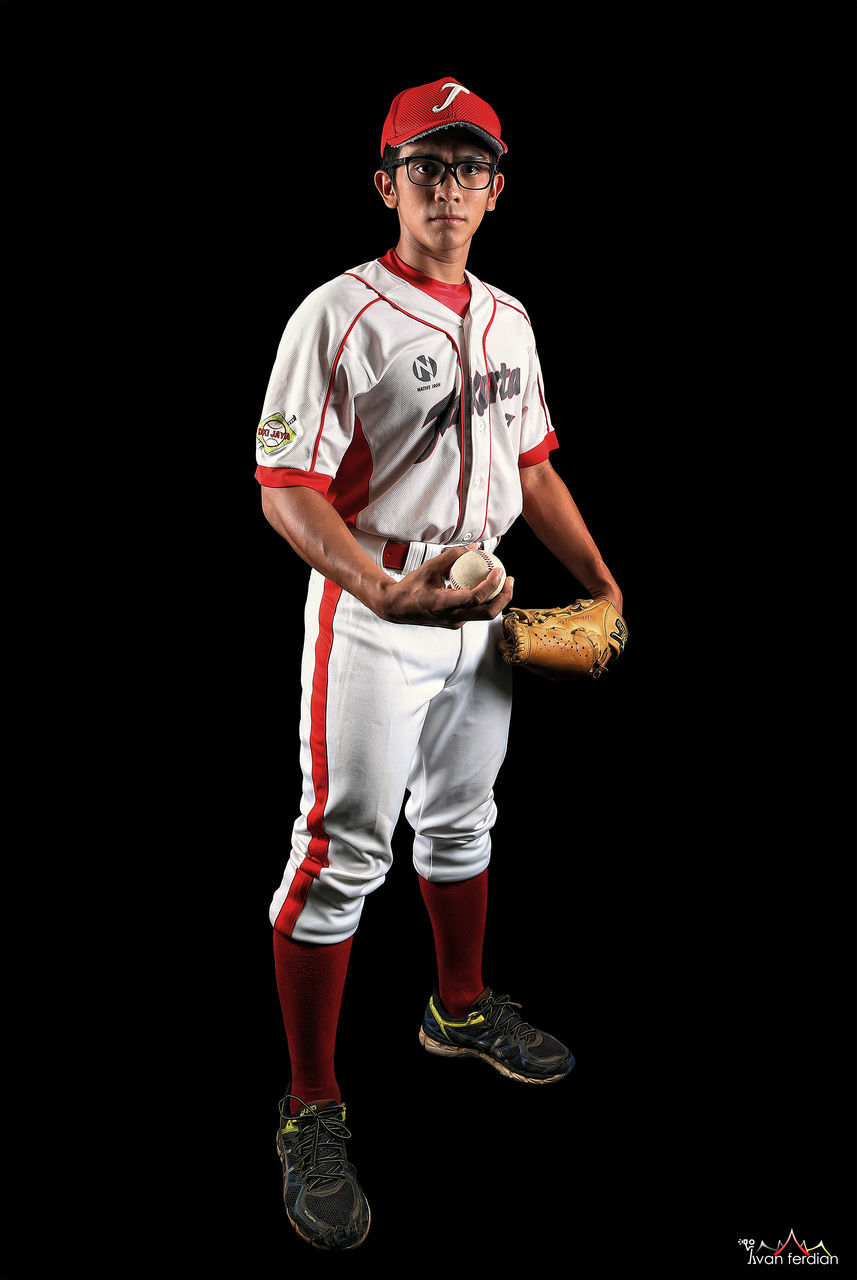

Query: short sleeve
<box><xmin>517</xmin><ymin>342</ymin><xmax>558</xmax><ymax>468</ymax></box>
<box><xmin>254</xmin><ymin>285</ymin><xmax>360</xmax><ymax>490</ymax></box>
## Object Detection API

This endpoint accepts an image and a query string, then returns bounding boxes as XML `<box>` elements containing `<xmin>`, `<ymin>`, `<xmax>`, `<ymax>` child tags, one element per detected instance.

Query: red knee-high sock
<box><xmin>273</xmin><ymin>930</ymin><xmax>353</xmax><ymax>1115</ymax></box>
<box><xmin>418</xmin><ymin>868</ymin><xmax>488</xmax><ymax>1016</ymax></box>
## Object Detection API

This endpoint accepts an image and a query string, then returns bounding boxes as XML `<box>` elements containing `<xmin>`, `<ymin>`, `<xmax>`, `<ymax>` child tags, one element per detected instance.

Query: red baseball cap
<box><xmin>380</xmin><ymin>77</ymin><xmax>507</xmax><ymax>158</ymax></box>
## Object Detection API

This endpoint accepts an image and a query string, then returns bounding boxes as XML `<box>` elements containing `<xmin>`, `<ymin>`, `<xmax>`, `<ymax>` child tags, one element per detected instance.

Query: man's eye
<box><xmin>414</xmin><ymin>161</ymin><xmax>442</xmax><ymax>176</ymax></box>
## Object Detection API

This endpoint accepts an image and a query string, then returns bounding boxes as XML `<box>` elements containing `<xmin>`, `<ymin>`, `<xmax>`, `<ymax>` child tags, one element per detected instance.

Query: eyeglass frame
<box><xmin>383</xmin><ymin>154</ymin><xmax>499</xmax><ymax>191</ymax></box>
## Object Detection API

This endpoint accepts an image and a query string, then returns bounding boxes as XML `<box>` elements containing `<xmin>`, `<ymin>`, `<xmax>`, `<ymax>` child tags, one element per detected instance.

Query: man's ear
<box><xmin>486</xmin><ymin>171</ymin><xmax>504</xmax><ymax>212</ymax></box>
<box><xmin>374</xmin><ymin>170</ymin><xmax>398</xmax><ymax>209</ymax></box>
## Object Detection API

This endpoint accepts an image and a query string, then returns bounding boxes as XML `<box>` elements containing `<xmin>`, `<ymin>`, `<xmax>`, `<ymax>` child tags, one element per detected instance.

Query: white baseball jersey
<box><xmin>255</xmin><ymin>253</ymin><xmax>558</xmax><ymax>546</ymax></box>
<box><xmin>258</xmin><ymin>251</ymin><xmax>559</xmax><ymax>942</ymax></box>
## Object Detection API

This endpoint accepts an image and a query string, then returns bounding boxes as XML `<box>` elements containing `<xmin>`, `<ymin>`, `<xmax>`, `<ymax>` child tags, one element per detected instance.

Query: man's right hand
<box><xmin>369</xmin><ymin>545</ymin><xmax>514</xmax><ymax>629</ymax></box>
<box><xmin>261</xmin><ymin>487</ymin><xmax>512</xmax><ymax>628</ymax></box>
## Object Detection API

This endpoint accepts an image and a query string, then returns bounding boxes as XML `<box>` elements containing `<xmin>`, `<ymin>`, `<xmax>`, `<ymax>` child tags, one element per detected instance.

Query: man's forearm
<box><xmin>259</xmin><ymin>484</ymin><xmax>514</xmax><ymax>628</ymax></box>
<box><xmin>261</xmin><ymin>485</ymin><xmax>389</xmax><ymax>611</ymax></box>
<box><xmin>520</xmin><ymin>461</ymin><xmax>622</xmax><ymax>607</ymax></box>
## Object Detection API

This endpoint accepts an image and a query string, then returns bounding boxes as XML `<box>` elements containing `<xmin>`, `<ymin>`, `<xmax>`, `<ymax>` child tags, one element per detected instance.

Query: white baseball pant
<box><xmin>270</xmin><ymin>565</ymin><xmax>513</xmax><ymax>944</ymax></box>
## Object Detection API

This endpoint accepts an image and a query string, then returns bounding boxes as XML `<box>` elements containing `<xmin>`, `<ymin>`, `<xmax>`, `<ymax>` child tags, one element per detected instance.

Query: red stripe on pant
<box><xmin>275</xmin><ymin>579</ymin><xmax>342</xmax><ymax>937</ymax></box>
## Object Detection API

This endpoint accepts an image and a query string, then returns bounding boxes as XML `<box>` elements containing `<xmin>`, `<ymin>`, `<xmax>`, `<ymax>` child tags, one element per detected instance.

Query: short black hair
<box><xmin>381</xmin><ymin>143</ymin><xmax>400</xmax><ymax>180</ymax></box>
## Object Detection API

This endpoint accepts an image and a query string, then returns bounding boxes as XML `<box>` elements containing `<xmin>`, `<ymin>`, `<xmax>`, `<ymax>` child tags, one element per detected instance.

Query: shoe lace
<box><xmin>278</xmin><ymin>1095</ymin><xmax>353</xmax><ymax>1191</ymax></box>
<box><xmin>477</xmin><ymin>992</ymin><xmax>539</xmax><ymax>1044</ymax></box>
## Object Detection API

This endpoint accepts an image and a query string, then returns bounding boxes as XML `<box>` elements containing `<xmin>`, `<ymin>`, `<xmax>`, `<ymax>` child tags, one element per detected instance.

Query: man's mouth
<box><xmin>430</xmin><ymin>215</ymin><xmax>465</xmax><ymax>224</ymax></box>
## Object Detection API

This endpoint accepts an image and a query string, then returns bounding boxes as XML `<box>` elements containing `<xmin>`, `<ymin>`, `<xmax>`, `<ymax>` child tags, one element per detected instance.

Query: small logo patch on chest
<box><xmin>412</xmin><ymin>355</ymin><xmax>438</xmax><ymax>383</ymax></box>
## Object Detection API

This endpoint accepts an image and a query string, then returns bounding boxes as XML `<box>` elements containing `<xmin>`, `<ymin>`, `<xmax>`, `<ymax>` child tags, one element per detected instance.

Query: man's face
<box><xmin>374</xmin><ymin>129</ymin><xmax>504</xmax><ymax>255</ymax></box>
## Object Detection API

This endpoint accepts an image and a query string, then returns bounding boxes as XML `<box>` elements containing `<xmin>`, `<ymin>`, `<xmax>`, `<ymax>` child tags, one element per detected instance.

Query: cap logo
<box><xmin>432</xmin><ymin>82</ymin><xmax>470</xmax><ymax>114</ymax></box>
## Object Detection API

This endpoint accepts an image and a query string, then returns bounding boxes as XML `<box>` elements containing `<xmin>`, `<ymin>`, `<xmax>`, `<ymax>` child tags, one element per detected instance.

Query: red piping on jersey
<box><xmin>309</xmin><ymin>297</ymin><xmax>382</xmax><ymax>475</ymax></box>
<box><xmin>494</xmin><ymin>294</ymin><xmax>557</xmax><ymax>466</ymax></box>
<box><xmin>535</xmin><ymin>374</ymin><xmax>552</xmax><ymax>430</ymax></box>
<box><xmin>495</xmin><ymin>296</ymin><xmax>532</xmax><ymax>326</ymax></box>
<box><xmin>345</xmin><ymin>271</ymin><xmax>467</xmax><ymax>537</ymax></box>
<box><xmin>476</xmin><ymin>288</ymin><xmax>499</xmax><ymax>541</ymax></box>
<box><xmin>274</xmin><ymin>579</ymin><xmax>342</xmax><ymax>938</ymax></box>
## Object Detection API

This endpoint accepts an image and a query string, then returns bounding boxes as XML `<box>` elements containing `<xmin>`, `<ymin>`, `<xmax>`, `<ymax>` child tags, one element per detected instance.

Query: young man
<box><xmin>255</xmin><ymin>76</ymin><xmax>623</xmax><ymax>1252</ymax></box>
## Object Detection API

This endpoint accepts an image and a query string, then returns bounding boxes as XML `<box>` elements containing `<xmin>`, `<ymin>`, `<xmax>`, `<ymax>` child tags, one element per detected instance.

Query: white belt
<box><xmin>352</xmin><ymin>529</ymin><xmax>501</xmax><ymax>576</ymax></box>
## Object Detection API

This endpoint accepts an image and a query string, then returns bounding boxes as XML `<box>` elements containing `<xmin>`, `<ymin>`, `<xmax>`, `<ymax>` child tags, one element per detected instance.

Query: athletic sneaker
<box><xmin>276</xmin><ymin>1092</ymin><xmax>371</xmax><ymax>1251</ymax></box>
<box><xmin>419</xmin><ymin>986</ymin><xmax>575</xmax><ymax>1083</ymax></box>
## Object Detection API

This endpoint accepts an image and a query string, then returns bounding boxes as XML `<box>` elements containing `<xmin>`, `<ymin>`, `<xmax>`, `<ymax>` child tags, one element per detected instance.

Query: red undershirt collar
<box><xmin>379</xmin><ymin>248</ymin><xmax>472</xmax><ymax>318</ymax></box>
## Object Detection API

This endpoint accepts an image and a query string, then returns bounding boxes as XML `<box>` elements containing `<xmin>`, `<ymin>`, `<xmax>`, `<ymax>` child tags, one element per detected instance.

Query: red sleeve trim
<box><xmin>518</xmin><ymin>430</ymin><xmax>558</xmax><ymax>469</ymax></box>
<box><xmin>255</xmin><ymin>466</ymin><xmax>333</xmax><ymax>492</ymax></box>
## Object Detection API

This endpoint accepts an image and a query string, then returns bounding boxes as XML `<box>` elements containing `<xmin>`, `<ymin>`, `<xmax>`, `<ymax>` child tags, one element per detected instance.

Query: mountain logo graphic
<box><xmin>739</xmin><ymin>1230</ymin><xmax>838</xmax><ymax>1266</ymax></box>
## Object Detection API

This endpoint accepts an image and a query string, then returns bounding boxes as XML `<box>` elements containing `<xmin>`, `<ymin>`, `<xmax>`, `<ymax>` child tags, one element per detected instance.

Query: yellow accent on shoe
<box><xmin>428</xmin><ymin>994</ymin><xmax>486</xmax><ymax>1040</ymax></box>
<box><xmin>282</xmin><ymin>1102</ymin><xmax>346</xmax><ymax>1135</ymax></box>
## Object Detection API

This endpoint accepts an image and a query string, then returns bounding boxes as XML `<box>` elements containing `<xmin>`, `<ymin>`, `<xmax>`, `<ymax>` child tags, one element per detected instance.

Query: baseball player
<box><xmin>255</xmin><ymin>76</ymin><xmax>623</xmax><ymax>1251</ymax></box>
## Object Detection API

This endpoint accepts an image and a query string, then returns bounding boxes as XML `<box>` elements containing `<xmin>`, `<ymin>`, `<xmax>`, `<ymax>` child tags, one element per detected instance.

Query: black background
<box><xmin>1</xmin><ymin>2</ymin><xmax>855</xmax><ymax>1279</ymax></box>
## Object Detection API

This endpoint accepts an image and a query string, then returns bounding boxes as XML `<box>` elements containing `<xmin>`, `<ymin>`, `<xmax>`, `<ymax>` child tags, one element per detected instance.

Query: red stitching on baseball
<box><xmin>449</xmin><ymin>549</ymin><xmax>495</xmax><ymax>590</ymax></box>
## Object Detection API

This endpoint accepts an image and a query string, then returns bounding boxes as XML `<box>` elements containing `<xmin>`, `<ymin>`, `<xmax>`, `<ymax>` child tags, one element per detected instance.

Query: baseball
<box><xmin>448</xmin><ymin>549</ymin><xmax>507</xmax><ymax>600</ymax></box>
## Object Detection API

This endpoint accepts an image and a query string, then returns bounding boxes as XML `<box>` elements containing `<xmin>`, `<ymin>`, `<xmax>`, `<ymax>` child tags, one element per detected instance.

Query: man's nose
<box><xmin>434</xmin><ymin>168</ymin><xmax>461</xmax><ymax>198</ymax></box>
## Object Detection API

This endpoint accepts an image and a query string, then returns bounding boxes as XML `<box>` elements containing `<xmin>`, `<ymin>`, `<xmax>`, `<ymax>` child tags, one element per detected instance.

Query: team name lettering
<box><xmin>473</xmin><ymin>364</ymin><xmax>521</xmax><ymax>417</ymax></box>
<box><xmin>416</xmin><ymin>388</ymin><xmax>460</xmax><ymax>463</ymax></box>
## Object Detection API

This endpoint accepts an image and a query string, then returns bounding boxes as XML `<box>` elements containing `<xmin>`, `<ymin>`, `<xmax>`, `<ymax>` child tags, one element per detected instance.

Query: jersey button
<box><xmin>462</xmin><ymin>531</ymin><xmax>473</xmax><ymax>541</ymax></box>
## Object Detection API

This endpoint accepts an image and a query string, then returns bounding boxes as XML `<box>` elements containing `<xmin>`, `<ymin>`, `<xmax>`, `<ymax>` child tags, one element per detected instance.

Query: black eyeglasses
<box><xmin>385</xmin><ymin>155</ymin><xmax>497</xmax><ymax>190</ymax></box>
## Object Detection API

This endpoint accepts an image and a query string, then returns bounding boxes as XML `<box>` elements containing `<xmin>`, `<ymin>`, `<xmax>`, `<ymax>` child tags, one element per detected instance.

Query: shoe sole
<box><xmin>276</xmin><ymin>1138</ymin><xmax>371</xmax><ymax>1251</ymax></box>
<box><xmin>419</xmin><ymin>1026</ymin><xmax>574</xmax><ymax>1083</ymax></box>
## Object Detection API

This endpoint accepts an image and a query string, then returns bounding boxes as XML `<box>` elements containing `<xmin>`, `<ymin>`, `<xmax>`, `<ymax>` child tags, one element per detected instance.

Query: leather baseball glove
<box><xmin>497</xmin><ymin>597</ymin><xmax>628</xmax><ymax>680</ymax></box>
